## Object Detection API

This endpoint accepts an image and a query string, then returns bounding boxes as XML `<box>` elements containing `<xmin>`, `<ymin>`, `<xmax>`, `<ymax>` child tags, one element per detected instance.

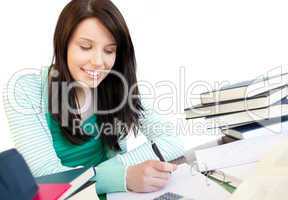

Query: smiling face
<box><xmin>67</xmin><ymin>17</ymin><xmax>117</xmax><ymax>88</ymax></box>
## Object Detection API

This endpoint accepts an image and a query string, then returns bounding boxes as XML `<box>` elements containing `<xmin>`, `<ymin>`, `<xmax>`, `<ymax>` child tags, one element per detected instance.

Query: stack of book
<box><xmin>33</xmin><ymin>167</ymin><xmax>97</xmax><ymax>200</ymax></box>
<box><xmin>185</xmin><ymin>73</ymin><xmax>288</xmax><ymax>139</ymax></box>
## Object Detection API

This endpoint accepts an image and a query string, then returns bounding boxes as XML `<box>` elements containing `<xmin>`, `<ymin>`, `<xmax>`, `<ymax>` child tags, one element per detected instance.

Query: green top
<box><xmin>3</xmin><ymin>65</ymin><xmax>185</xmax><ymax>195</ymax></box>
<box><xmin>41</xmin><ymin>66</ymin><xmax>128</xmax><ymax>194</ymax></box>
<box><xmin>45</xmin><ymin>112</ymin><xmax>107</xmax><ymax>168</ymax></box>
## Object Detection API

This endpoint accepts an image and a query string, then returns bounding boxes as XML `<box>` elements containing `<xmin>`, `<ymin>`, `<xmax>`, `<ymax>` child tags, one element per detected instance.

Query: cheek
<box><xmin>67</xmin><ymin>45</ymin><xmax>90</xmax><ymax>70</ymax></box>
<box><xmin>104</xmin><ymin>54</ymin><xmax>117</xmax><ymax>69</ymax></box>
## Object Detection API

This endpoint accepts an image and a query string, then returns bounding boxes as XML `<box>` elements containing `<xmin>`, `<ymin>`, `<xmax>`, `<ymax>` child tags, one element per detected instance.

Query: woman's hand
<box><xmin>126</xmin><ymin>160</ymin><xmax>177</xmax><ymax>193</ymax></box>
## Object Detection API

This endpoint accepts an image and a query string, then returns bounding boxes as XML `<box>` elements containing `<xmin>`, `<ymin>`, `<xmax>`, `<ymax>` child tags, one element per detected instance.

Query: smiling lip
<box><xmin>81</xmin><ymin>67</ymin><xmax>101</xmax><ymax>80</ymax></box>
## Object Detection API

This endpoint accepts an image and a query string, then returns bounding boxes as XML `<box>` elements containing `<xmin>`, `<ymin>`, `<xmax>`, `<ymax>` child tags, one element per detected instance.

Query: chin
<box><xmin>86</xmin><ymin>80</ymin><xmax>102</xmax><ymax>88</ymax></box>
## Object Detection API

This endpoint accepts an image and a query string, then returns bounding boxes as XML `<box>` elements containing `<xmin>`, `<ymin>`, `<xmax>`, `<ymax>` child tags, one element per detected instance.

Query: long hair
<box><xmin>48</xmin><ymin>0</ymin><xmax>144</xmax><ymax>150</ymax></box>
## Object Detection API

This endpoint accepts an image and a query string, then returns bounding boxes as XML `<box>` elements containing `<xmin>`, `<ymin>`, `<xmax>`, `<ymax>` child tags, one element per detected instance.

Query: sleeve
<box><xmin>91</xmin><ymin>155</ymin><xmax>128</xmax><ymax>194</ymax></box>
<box><xmin>90</xmin><ymin>98</ymin><xmax>185</xmax><ymax>194</ymax></box>
<box><xmin>117</xmin><ymin>98</ymin><xmax>185</xmax><ymax>166</ymax></box>
<box><xmin>2</xmin><ymin>73</ymin><xmax>73</xmax><ymax>177</ymax></box>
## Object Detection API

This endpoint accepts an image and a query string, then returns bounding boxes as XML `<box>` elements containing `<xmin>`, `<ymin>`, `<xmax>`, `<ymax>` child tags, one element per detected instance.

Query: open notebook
<box><xmin>107</xmin><ymin>163</ymin><xmax>230</xmax><ymax>200</ymax></box>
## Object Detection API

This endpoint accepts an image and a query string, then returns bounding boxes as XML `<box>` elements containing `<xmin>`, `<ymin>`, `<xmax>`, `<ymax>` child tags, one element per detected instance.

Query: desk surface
<box><xmin>99</xmin><ymin>137</ymin><xmax>235</xmax><ymax>200</ymax></box>
<box><xmin>99</xmin><ymin>178</ymin><xmax>235</xmax><ymax>200</ymax></box>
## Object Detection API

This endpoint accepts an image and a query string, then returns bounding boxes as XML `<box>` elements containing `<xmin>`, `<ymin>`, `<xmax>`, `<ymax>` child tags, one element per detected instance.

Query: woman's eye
<box><xmin>80</xmin><ymin>46</ymin><xmax>91</xmax><ymax>50</ymax></box>
<box><xmin>104</xmin><ymin>49</ymin><xmax>115</xmax><ymax>54</ymax></box>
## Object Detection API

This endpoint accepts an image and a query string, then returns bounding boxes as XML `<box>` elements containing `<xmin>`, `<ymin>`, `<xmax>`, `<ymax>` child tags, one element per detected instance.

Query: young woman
<box><xmin>3</xmin><ymin>0</ymin><xmax>184</xmax><ymax>195</ymax></box>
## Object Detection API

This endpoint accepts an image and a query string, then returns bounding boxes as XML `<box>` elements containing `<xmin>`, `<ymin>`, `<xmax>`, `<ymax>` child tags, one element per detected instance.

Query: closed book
<box><xmin>200</xmin><ymin>73</ymin><xmax>288</xmax><ymax>105</ymax></box>
<box><xmin>0</xmin><ymin>149</ymin><xmax>38</xmax><ymax>200</ymax></box>
<box><xmin>185</xmin><ymin>86</ymin><xmax>288</xmax><ymax>119</ymax></box>
<box><xmin>33</xmin><ymin>184</ymin><xmax>71</xmax><ymax>200</ymax></box>
<box><xmin>221</xmin><ymin>116</ymin><xmax>288</xmax><ymax>139</ymax></box>
<box><xmin>205</xmin><ymin>98</ymin><xmax>288</xmax><ymax>129</ymax></box>
<box><xmin>35</xmin><ymin>167</ymin><xmax>95</xmax><ymax>200</ymax></box>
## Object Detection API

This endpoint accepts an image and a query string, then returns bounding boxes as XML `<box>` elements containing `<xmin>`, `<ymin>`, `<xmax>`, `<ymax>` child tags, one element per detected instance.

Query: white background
<box><xmin>1</xmin><ymin>0</ymin><xmax>288</xmax><ymax>152</ymax></box>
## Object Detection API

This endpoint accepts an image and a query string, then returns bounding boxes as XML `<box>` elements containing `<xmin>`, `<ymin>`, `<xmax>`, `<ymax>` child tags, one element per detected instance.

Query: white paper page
<box><xmin>244</xmin><ymin>121</ymin><xmax>288</xmax><ymax>139</ymax></box>
<box><xmin>68</xmin><ymin>183</ymin><xmax>99</xmax><ymax>200</ymax></box>
<box><xmin>107</xmin><ymin>164</ymin><xmax>230</xmax><ymax>200</ymax></box>
<box><xmin>195</xmin><ymin>135</ymin><xmax>288</xmax><ymax>171</ymax></box>
<box><xmin>220</xmin><ymin>162</ymin><xmax>257</xmax><ymax>181</ymax></box>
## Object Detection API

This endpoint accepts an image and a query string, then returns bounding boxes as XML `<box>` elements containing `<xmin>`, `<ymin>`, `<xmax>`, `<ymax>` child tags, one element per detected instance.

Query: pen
<box><xmin>151</xmin><ymin>141</ymin><xmax>175</xmax><ymax>174</ymax></box>
<box><xmin>151</xmin><ymin>140</ymin><xmax>165</xmax><ymax>162</ymax></box>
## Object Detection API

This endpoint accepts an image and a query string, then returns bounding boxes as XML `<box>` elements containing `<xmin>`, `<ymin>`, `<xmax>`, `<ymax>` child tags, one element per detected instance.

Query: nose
<box><xmin>90</xmin><ymin>51</ymin><xmax>105</xmax><ymax>69</ymax></box>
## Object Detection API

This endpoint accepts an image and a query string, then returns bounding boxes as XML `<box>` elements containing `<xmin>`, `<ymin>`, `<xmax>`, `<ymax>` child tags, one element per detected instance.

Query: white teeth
<box><xmin>87</xmin><ymin>71</ymin><xmax>96</xmax><ymax>75</ymax></box>
<box><xmin>84</xmin><ymin>69</ymin><xmax>99</xmax><ymax>78</ymax></box>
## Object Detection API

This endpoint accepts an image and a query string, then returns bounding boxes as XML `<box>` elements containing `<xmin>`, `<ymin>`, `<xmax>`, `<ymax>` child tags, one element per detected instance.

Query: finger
<box><xmin>153</xmin><ymin>161</ymin><xmax>177</xmax><ymax>173</ymax></box>
<box><xmin>149</xmin><ymin>177</ymin><xmax>169</xmax><ymax>188</ymax></box>
<box><xmin>144</xmin><ymin>186</ymin><xmax>161</xmax><ymax>193</ymax></box>
<box><xmin>149</xmin><ymin>168</ymin><xmax>171</xmax><ymax>180</ymax></box>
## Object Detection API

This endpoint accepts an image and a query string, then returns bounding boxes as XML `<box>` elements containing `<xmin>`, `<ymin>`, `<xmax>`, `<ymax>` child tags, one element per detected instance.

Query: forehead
<box><xmin>71</xmin><ymin>17</ymin><xmax>115</xmax><ymax>44</ymax></box>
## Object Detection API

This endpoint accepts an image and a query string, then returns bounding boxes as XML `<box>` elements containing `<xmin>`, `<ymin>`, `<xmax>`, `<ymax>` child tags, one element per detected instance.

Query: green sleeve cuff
<box><xmin>91</xmin><ymin>156</ymin><xmax>128</xmax><ymax>194</ymax></box>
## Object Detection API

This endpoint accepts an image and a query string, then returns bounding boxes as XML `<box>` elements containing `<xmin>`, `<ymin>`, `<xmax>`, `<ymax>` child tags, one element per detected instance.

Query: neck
<box><xmin>76</xmin><ymin>87</ymin><xmax>95</xmax><ymax>120</ymax></box>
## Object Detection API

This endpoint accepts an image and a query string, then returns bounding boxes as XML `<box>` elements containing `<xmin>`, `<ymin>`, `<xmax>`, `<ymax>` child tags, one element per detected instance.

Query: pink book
<box><xmin>33</xmin><ymin>184</ymin><xmax>71</xmax><ymax>200</ymax></box>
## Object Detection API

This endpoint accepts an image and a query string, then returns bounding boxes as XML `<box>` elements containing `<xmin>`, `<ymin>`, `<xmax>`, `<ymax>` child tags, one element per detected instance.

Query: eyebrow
<box><xmin>79</xmin><ymin>37</ymin><xmax>117</xmax><ymax>46</ymax></box>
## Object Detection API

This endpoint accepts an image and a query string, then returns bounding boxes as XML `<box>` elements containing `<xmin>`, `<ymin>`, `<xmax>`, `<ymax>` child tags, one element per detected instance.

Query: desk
<box><xmin>98</xmin><ymin>179</ymin><xmax>234</xmax><ymax>200</ymax></box>
<box><xmin>98</xmin><ymin>136</ymin><xmax>235</xmax><ymax>200</ymax></box>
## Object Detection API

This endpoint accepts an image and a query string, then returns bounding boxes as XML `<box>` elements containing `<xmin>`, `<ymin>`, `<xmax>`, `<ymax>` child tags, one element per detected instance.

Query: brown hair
<box><xmin>49</xmin><ymin>0</ymin><xmax>143</xmax><ymax>150</ymax></box>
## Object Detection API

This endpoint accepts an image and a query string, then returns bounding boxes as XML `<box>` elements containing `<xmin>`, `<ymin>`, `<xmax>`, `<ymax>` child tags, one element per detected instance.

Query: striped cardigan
<box><xmin>2</xmin><ymin>66</ymin><xmax>184</xmax><ymax>194</ymax></box>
